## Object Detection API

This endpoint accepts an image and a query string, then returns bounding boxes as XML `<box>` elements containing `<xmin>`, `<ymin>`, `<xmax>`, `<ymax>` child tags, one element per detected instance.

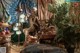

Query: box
<box><xmin>0</xmin><ymin>47</ymin><xmax>6</xmax><ymax>53</ymax></box>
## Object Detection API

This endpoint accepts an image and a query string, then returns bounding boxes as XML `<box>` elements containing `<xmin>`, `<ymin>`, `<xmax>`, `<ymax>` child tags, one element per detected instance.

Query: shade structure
<box><xmin>20</xmin><ymin>44</ymin><xmax>66</xmax><ymax>53</ymax></box>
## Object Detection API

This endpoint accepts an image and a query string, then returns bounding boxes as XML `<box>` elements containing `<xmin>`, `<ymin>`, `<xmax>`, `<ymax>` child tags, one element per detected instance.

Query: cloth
<box><xmin>11</xmin><ymin>32</ymin><xmax>25</xmax><ymax>43</ymax></box>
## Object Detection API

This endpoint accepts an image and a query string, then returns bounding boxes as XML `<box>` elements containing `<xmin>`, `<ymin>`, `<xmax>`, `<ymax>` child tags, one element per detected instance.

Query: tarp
<box><xmin>1</xmin><ymin>0</ymin><xmax>37</xmax><ymax>24</ymax></box>
<box><xmin>2</xmin><ymin>0</ymin><xmax>19</xmax><ymax>24</ymax></box>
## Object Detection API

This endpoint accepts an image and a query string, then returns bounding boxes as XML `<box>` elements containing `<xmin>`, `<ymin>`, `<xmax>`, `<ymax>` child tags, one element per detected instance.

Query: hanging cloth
<box><xmin>2</xmin><ymin>0</ymin><xmax>19</xmax><ymax>24</ymax></box>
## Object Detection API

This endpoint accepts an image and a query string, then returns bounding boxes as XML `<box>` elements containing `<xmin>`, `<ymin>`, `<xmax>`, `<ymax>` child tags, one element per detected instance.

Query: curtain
<box><xmin>38</xmin><ymin>0</ymin><xmax>53</xmax><ymax>21</ymax></box>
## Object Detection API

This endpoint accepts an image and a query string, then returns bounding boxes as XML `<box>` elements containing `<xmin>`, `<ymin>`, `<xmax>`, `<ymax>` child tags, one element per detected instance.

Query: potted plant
<box><xmin>48</xmin><ymin>3</ymin><xmax>80</xmax><ymax>53</ymax></box>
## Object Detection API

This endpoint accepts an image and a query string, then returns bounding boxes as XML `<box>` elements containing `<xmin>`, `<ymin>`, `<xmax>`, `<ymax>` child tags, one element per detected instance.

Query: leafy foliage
<box><xmin>48</xmin><ymin>3</ymin><xmax>80</xmax><ymax>46</ymax></box>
